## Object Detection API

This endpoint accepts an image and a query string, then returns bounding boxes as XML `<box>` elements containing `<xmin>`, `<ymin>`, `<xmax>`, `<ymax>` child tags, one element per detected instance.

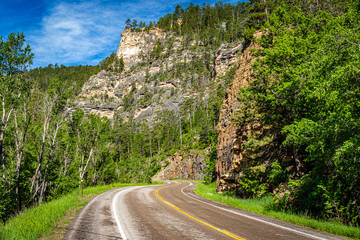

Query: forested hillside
<box><xmin>231</xmin><ymin>1</ymin><xmax>360</xmax><ymax>225</ymax></box>
<box><xmin>0</xmin><ymin>47</ymin><xmax>116</xmax><ymax>222</ymax></box>
<box><xmin>0</xmin><ymin>0</ymin><xmax>359</xmax><ymax>229</ymax></box>
<box><xmin>0</xmin><ymin>43</ymin><xmax>132</xmax><ymax>222</ymax></box>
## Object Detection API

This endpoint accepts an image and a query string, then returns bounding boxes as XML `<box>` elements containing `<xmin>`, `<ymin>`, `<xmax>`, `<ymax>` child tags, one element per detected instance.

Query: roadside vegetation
<box><xmin>195</xmin><ymin>182</ymin><xmax>360</xmax><ymax>239</ymax></box>
<box><xmin>127</xmin><ymin>0</ymin><xmax>360</xmax><ymax>229</ymax></box>
<box><xmin>0</xmin><ymin>182</ymin><xmax>161</xmax><ymax>240</ymax></box>
<box><xmin>1</xmin><ymin>0</ymin><xmax>359</xmax><ymax>235</ymax></box>
<box><xmin>231</xmin><ymin>1</ymin><xmax>360</xmax><ymax>227</ymax></box>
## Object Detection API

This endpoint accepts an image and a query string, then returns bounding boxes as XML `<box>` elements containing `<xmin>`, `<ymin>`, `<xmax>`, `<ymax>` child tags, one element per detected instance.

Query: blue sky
<box><xmin>0</xmin><ymin>0</ymin><xmax>240</xmax><ymax>68</ymax></box>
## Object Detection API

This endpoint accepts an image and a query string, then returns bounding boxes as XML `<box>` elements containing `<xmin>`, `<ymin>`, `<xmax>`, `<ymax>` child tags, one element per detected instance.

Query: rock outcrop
<box><xmin>215</xmin><ymin>31</ymin><xmax>263</xmax><ymax>192</ymax></box>
<box><xmin>152</xmin><ymin>148</ymin><xmax>209</xmax><ymax>181</ymax></box>
<box><xmin>71</xmin><ymin>27</ymin><xmax>245</xmax><ymax>181</ymax></box>
<box><xmin>117</xmin><ymin>28</ymin><xmax>167</xmax><ymax>70</ymax></box>
<box><xmin>73</xmin><ymin>28</ymin><xmax>243</xmax><ymax>124</ymax></box>
<box><xmin>214</xmin><ymin>43</ymin><xmax>243</xmax><ymax>77</ymax></box>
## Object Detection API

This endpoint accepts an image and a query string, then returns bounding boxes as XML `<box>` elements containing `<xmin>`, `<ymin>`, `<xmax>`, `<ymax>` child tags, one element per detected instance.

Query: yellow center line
<box><xmin>155</xmin><ymin>183</ymin><xmax>246</xmax><ymax>240</ymax></box>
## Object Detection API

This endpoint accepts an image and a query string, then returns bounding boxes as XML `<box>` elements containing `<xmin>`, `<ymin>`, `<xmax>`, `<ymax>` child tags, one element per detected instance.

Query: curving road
<box><xmin>66</xmin><ymin>181</ymin><xmax>344</xmax><ymax>240</ymax></box>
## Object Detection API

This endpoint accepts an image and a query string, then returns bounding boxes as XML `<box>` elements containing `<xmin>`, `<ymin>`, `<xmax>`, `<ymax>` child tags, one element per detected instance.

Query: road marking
<box><xmin>155</xmin><ymin>183</ymin><xmax>246</xmax><ymax>240</ymax></box>
<box><xmin>112</xmin><ymin>186</ymin><xmax>148</xmax><ymax>240</ymax></box>
<box><xmin>181</xmin><ymin>182</ymin><xmax>331</xmax><ymax>240</ymax></box>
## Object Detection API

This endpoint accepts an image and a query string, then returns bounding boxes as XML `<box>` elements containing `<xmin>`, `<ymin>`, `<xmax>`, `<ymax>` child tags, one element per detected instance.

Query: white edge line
<box><xmin>112</xmin><ymin>184</ymin><xmax>162</xmax><ymax>240</ymax></box>
<box><xmin>112</xmin><ymin>186</ymin><xmax>145</xmax><ymax>240</ymax></box>
<box><xmin>112</xmin><ymin>188</ymin><xmax>131</xmax><ymax>240</ymax></box>
<box><xmin>181</xmin><ymin>182</ymin><xmax>330</xmax><ymax>240</ymax></box>
<box><xmin>68</xmin><ymin>190</ymin><xmax>110</xmax><ymax>238</ymax></box>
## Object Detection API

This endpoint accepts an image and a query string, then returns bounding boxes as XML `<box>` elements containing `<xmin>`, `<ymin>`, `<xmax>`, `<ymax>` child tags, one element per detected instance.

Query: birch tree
<box><xmin>0</xmin><ymin>32</ymin><xmax>33</xmax><ymax>186</ymax></box>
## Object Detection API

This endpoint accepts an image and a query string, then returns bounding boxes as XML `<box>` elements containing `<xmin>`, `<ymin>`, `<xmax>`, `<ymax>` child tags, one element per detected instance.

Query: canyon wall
<box><xmin>72</xmin><ymin>27</ymin><xmax>244</xmax><ymax>180</ymax></box>
<box><xmin>215</xmin><ymin>31</ymin><xmax>263</xmax><ymax>192</ymax></box>
<box><xmin>73</xmin><ymin>28</ymin><xmax>243</xmax><ymax>123</ymax></box>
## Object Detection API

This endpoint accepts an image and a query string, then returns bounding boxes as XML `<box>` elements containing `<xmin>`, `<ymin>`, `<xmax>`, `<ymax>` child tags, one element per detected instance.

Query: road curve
<box><xmin>66</xmin><ymin>181</ymin><xmax>344</xmax><ymax>240</ymax></box>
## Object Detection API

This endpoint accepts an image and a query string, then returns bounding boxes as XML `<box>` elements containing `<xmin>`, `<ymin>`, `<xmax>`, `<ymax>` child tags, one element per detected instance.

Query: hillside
<box><xmin>0</xmin><ymin>0</ymin><xmax>359</xmax><ymax>230</ymax></box>
<box><xmin>216</xmin><ymin>1</ymin><xmax>360</xmax><ymax>226</ymax></box>
<box><xmin>72</xmin><ymin>28</ymin><xmax>242</xmax><ymax>122</ymax></box>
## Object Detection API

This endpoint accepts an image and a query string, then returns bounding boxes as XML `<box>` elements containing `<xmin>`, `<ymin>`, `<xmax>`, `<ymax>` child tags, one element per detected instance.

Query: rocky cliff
<box><xmin>72</xmin><ymin>27</ymin><xmax>244</xmax><ymax>180</ymax></box>
<box><xmin>117</xmin><ymin>28</ymin><xmax>168</xmax><ymax>70</ymax></box>
<box><xmin>152</xmin><ymin>148</ymin><xmax>209</xmax><ymax>181</ymax></box>
<box><xmin>73</xmin><ymin>28</ymin><xmax>243</xmax><ymax>123</ymax></box>
<box><xmin>215</xmin><ymin>31</ymin><xmax>263</xmax><ymax>192</ymax></box>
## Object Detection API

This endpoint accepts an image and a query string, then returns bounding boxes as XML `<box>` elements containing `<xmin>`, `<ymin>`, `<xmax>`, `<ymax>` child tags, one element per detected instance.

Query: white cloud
<box><xmin>29</xmin><ymin>1</ymin><xmax>123</xmax><ymax>67</ymax></box>
<box><xmin>28</xmin><ymin>0</ymin><xmax>238</xmax><ymax>67</ymax></box>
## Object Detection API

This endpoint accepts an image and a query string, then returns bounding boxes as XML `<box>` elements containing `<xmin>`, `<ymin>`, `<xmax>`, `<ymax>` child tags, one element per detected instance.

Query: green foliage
<box><xmin>156</xmin><ymin>2</ymin><xmax>251</xmax><ymax>45</ymax></box>
<box><xmin>195</xmin><ymin>181</ymin><xmax>360</xmax><ymax>239</ymax></box>
<box><xmin>0</xmin><ymin>32</ymin><xmax>33</xmax><ymax>76</ymax></box>
<box><xmin>0</xmin><ymin>35</ymin><xmax>141</xmax><ymax>223</ymax></box>
<box><xmin>149</xmin><ymin>40</ymin><xmax>164</xmax><ymax>60</ymax></box>
<box><xmin>233</xmin><ymin>1</ymin><xmax>360</xmax><ymax>225</ymax></box>
<box><xmin>0</xmin><ymin>183</ymin><xmax>158</xmax><ymax>240</ymax></box>
<box><xmin>203</xmin><ymin>132</ymin><xmax>218</xmax><ymax>183</ymax></box>
<box><xmin>0</xmin><ymin>32</ymin><xmax>34</xmax><ymax>222</ymax></box>
<box><xmin>238</xmin><ymin>165</ymin><xmax>267</xmax><ymax>199</ymax></box>
<box><xmin>153</xmin><ymin>0</ymin><xmax>353</xmax><ymax>49</ymax></box>
<box><xmin>99</xmin><ymin>52</ymin><xmax>124</xmax><ymax>73</ymax></box>
<box><xmin>125</xmin><ymin>18</ymin><xmax>155</xmax><ymax>32</ymax></box>
<box><xmin>27</xmin><ymin>64</ymin><xmax>98</xmax><ymax>96</ymax></box>
<box><xmin>268</xmin><ymin>161</ymin><xmax>288</xmax><ymax>187</ymax></box>
<box><xmin>243</xmin><ymin>27</ymin><xmax>257</xmax><ymax>42</ymax></box>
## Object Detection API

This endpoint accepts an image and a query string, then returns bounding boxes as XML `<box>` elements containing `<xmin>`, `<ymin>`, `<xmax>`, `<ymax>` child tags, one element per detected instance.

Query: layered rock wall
<box><xmin>215</xmin><ymin>32</ymin><xmax>262</xmax><ymax>192</ymax></box>
<box><xmin>73</xmin><ymin>28</ymin><xmax>243</xmax><ymax>123</ymax></box>
<box><xmin>152</xmin><ymin>148</ymin><xmax>209</xmax><ymax>181</ymax></box>
<box><xmin>117</xmin><ymin>28</ymin><xmax>168</xmax><ymax>70</ymax></box>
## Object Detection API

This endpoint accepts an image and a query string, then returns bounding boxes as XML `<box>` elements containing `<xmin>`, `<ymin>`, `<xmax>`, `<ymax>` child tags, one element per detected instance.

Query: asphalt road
<box><xmin>66</xmin><ymin>181</ymin><xmax>344</xmax><ymax>240</ymax></box>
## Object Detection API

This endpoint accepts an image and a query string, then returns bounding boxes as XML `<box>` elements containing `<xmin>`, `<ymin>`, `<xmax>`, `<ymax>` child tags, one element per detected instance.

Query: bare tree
<box><xmin>13</xmin><ymin>100</ymin><xmax>31</xmax><ymax>210</ymax></box>
<box><xmin>38</xmin><ymin>118</ymin><xmax>65</xmax><ymax>204</ymax></box>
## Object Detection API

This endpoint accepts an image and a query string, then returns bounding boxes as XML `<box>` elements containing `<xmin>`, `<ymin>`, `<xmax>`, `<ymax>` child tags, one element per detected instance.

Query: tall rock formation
<box><xmin>215</xmin><ymin>31</ymin><xmax>263</xmax><ymax>192</ymax></box>
<box><xmin>71</xmin><ymin>27</ymin><xmax>244</xmax><ymax>180</ymax></box>
<box><xmin>117</xmin><ymin>28</ymin><xmax>167</xmax><ymax>70</ymax></box>
<box><xmin>73</xmin><ymin>28</ymin><xmax>243</xmax><ymax>123</ymax></box>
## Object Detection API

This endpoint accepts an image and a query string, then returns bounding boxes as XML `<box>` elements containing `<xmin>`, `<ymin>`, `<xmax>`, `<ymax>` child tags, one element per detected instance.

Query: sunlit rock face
<box><xmin>117</xmin><ymin>28</ymin><xmax>167</xmax><ymax>70</ymax></box>
<box><xmin>215</xmin><ymin>31</ymin><xmax>263</xmax><ymax>193</ymax></box>
<box><xmin>152</xmin><ymin>148</ymin><xmax>210</xmax><ymax>181</ymax></box>
<box><xmin>72</xmin><ymin>27</ymin><xmax>243</xmax><ymax>122</ymax></box>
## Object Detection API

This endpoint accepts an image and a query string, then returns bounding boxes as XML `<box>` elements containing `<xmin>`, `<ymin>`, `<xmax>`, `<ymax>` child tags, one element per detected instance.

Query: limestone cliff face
<box><xmin>152</xmin><ymin>148</ymin><xmax>209</xmax><ymax>181</ymax></box>
<box><xmin>214</xmin><ymin>43</ymin><xmax>243</xmax><ymax>77</ymax></box>
<box><xmin>117</xmin><ymin>28</ymin><xmax>168</xmax><ymax>70</ymax></box>
<box><xmin>72</xmin><ymin>28</ymin><xmax>244</xmax><ymax>180</ymax></box>
<box><xmin>215</xmin><ymin>31</ymin><xmax>262</xmax><ymax>192</ymax></box>
<box><xmin>73</xmin><ymin>28</ymin><xmax>243</xmax><ymax>123</ymax></box>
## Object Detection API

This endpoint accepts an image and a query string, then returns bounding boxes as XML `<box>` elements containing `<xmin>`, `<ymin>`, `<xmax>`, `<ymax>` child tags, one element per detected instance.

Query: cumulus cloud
<box><xmin>28</xmin><ymin>0</ymin><xmax>238</xmax><ymax>67</ymax></box>
<box><xmin>29</xmin><ymin>1</ymin><xmax>123</xmax><ymax>67</ymax></box>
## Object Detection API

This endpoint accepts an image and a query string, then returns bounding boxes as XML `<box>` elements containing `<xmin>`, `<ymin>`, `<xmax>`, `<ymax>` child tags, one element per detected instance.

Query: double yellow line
<box><xmin>155</xmin><ymin>183</ymin><xmax>246</xmax><ymax>240</ymax></box>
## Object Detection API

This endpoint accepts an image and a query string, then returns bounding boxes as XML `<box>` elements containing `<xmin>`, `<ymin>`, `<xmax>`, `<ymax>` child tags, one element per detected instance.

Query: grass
<box><xmin>0</xmin><ymin>182</ymin><xmax>162</xmax><ymax>240</ymax></box>
<box><xmin>194</xmin><ymin>182</ymin><xmax>360</xmax><ymax>240</ymax></box>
